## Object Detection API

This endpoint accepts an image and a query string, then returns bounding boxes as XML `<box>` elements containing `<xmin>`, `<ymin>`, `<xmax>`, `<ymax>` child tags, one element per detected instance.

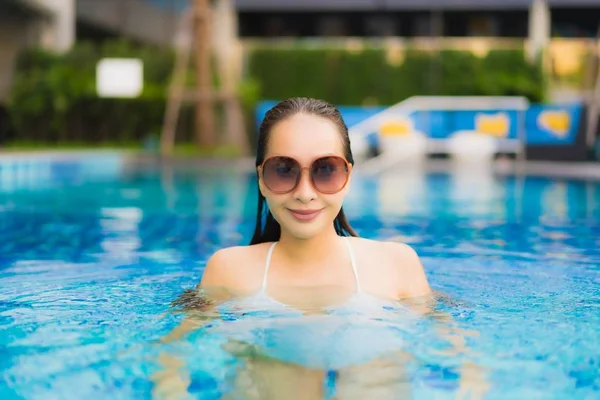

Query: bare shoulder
<box><xmin>382</xmin><ymin>240</ymin><xmax>420</xmax><ymax>263</ymax></box>
<box><xmin>349</xmin><ymin>236</ymin><xmax>418</xmax><ymax>259</ymax></box>
<box><xmin>350</xmin><ymin>237</ymin><xmax>431</xmax><ymax>298</ymax></box>
<box><xmin>199</xmin><ymin>243</ymin><xmax>272</xmax><ymax>291</ymax></box>
<box><xmin>383</xmin><ymin>240</ymin><xmax>431</xmax><ymax>297</ymax></box>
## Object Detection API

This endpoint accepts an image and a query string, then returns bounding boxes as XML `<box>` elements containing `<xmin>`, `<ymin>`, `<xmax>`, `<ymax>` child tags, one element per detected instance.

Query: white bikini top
<box><xmin>260</xmin><ymin>236</ymin><xmax>362</xmax><ymax>294</ymax></box>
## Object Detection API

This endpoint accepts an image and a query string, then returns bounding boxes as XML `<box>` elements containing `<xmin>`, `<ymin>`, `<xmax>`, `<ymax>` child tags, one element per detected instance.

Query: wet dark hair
<box><xmin>250</xmin><ymin>97</ymin><xmax>358</xmax><ymax>245</ymax></box>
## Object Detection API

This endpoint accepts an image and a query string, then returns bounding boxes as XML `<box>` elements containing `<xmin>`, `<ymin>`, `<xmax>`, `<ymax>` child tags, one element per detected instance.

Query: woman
<box><xmin>152</xmin><ymin>98</ymin><xmax>487</xmax><ymax>400</ymax></box>
<box><xmin>203</xmin><ymin>96</ymin><xmax>430</xmax><ymax>304</ymax></box>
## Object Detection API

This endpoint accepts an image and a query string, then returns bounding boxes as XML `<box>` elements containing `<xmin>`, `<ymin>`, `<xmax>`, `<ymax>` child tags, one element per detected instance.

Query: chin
<box><xmin>281</xmin><ymin>218</ymin><xmax>328</xmax><ymax>240</ymax></box>
<box><xmin>289</xmin><ymin>227</ymin><xmax>322</xmax><ymax>240</ymax></box>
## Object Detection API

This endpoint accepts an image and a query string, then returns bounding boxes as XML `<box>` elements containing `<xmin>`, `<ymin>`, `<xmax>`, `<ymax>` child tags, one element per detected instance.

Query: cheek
<box><xmin>258</xmin><ymin>176</ymin><xmax>267</xmax><ymax>198</ymax></box>
<box><xmin>260</xmin><ymin>181</ymin><xmax>279</xmax><ymax>207</ymax></box>
<box><xmin>263</xmin><ymin>194</ymin><xmax>286</xmax><ymax>214</ymax></box>
<box><xmin>323</xmin><ymin>192</ymin><xmax>346</xmax><ymax>210</ymax></box>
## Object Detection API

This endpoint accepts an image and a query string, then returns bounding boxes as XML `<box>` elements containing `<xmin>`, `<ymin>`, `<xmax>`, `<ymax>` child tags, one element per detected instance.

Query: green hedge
<box><xmin>6</xmin><ymin>39</ymin><xmax>262</xmax><ymax>150</ymax></box>
<box><xmin>5</xmin><ymin>40</ymin><xmax>545</xmax><ymax>147</ymax></box>
<box><xmin>6</xmin><ymin>40</ymin><xmax>263</xmax><ymax>149</ymax></box>
<box><xmin>6</xmin><ymin>40</ymin><xmax>187</xmax><ymax>146</ymax></box>
<box><xmin>246</xmin><ymin>46</ymin><xmax>546</xmax><ymax>106</ymax></box>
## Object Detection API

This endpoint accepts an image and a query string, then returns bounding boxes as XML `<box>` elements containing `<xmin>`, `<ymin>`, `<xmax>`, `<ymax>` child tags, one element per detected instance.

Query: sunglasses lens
<box><xmin>262</xmin><ymin>157</ymin><xmax>300</xmax><ymax>193</ymax></box>
<box><xmin>311</xmin><ymin>157</ymin><xmax>349</xmax><ymax>193</ymax></box>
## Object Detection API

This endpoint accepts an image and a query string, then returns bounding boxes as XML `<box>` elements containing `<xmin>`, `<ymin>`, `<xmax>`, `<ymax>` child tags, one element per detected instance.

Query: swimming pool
<box><xmin>1</xmin><ymin>155</ymin><xmax>599</xmax><ymax>399</ymax></box>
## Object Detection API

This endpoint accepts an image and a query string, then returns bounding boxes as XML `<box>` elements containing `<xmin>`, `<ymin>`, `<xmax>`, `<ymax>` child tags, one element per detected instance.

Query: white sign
<box><xmin>96</xmin><ymin>58</ymin><xmax>144</xmax><ymax>98</ymax></box>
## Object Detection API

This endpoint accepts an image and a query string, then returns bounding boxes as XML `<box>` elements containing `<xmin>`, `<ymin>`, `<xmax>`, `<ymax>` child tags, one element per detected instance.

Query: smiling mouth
<box><xmin>288</xmin><ymin>209</ymin><xmax>322</xmax><ymax>222</ymax></box>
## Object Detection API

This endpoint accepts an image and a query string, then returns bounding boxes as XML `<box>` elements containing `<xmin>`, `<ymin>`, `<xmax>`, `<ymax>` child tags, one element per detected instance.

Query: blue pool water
<box><xmin>1</xmin><ymin>156</ymin><xmax>599</xmax><ymax>399</ymax></box>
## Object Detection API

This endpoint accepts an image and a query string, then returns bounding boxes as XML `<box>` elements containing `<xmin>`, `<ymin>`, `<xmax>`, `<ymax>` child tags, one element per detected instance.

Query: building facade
<box><xmin>234</xmin><ymin>0</ymin><xmax>599</xmax><ymax>38</ymax></box>
<box><xmin>0</xmin><ymin>0</ymin><xmax>179</xmax><ymax>102</ymax></box>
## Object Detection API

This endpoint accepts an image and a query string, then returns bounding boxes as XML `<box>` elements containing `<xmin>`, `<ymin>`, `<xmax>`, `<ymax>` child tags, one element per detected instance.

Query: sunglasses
<box><xmin>258</xmin><ymin>156</ymin><xmax>351</xmax><ymax>194</ymax></box>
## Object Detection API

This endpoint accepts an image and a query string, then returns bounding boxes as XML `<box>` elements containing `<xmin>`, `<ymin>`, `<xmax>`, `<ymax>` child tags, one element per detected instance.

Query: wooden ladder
<box><xmin>586</xmin><ymin>29</ymin><xmax>600</xmax><ymax>157</ymax></box>
<box><xmin>160</xmin><ymin>0</ymin><xmax>249</xmax><ymax>157</ymax></box>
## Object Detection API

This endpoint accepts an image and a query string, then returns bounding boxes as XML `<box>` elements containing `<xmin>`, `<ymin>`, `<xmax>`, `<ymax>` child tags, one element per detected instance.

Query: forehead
<box><xmin>266</xmin><ymin>113</ymin><xmax>344</xmax><ymax>161</ymax></box>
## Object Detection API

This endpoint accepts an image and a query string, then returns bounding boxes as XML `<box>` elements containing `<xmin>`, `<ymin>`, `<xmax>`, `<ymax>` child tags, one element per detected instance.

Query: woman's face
<box><xmin>258</xmin><ymin>113</ymin><xmax>352</xmax><ymax>240</ymax></box>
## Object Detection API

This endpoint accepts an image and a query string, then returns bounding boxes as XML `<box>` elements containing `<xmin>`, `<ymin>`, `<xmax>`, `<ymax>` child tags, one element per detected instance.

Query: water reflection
<box><xmin>448</xmin><ymin>164</ymin><xmax>509</xmax><ymax>219</ymax></box>
<box><xmin>376</xmin><ymin>167</ymin><xmax>428</xmax><ymax>218</ymax></box>
<box><xmin>1</xmin><ymin>161</ymin><xmax>599</xmax><ymax>399</ymax></box>
<box><xmin>1</xmin><ymin>163</ymin><xmax>599</xmax><ymax>266</ymax></box>
<box><xmin>150</xmin><ymin>288</ymin><xmax>490</xmax><ymax>400</ymax></box>
<box><xmin>98</xmin><ymin>207</ymin><xmax>143</xmax><ymax>264</ymax></box>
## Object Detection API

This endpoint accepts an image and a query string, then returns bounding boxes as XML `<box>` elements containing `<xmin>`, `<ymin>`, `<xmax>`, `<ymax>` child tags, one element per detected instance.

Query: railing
<box><xmin>349</xmin><ymin>95</ymin><xmax>530</xmax><ymax>171</ymax></box>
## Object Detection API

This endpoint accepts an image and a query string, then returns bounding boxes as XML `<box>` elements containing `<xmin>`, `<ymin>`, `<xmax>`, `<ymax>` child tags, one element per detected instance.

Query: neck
<box><xmin>277</xmin><ymin>226</ymin><xmax>342</xmax><ymax>266</ymax></box>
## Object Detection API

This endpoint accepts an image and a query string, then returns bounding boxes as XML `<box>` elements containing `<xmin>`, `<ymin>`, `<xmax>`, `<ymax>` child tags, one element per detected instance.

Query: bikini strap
<box><xmin>261</xmin><ymin>242</ymin><xmax>277</xmax><ymax>292</ymax></box>
<box><xmin>343</xmin><ymin>236</ymin><xmax>362</xmax><ymax>293</ymax></box>
<box><xmin>262</xmin><ymin>239</ymin><xmax>359</xmax><ymax>293</ymax></box>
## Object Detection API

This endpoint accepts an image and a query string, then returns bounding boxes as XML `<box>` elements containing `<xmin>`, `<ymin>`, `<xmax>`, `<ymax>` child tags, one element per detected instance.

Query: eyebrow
<box><xmin>266</xmin><ymin>152</ymin><xmax>340</xmax><ymax>158</ymax></box>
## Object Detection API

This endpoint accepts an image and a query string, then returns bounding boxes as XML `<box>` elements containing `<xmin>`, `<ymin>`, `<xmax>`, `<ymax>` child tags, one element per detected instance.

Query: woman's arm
<box><xmin>150</xmin><ymin>289</ymin><xmax>220</xmax><ymax>400</ymax></box>
<box><xmin>160</xmin><ymin>247</ymin><xmax>239</xmax><ymax>343</ymax></box>
<box><xmin>403</xmin><ymin>294</ymin><xmax>490</xmax><ymax>400</ymax></box>
<box><xmin>390</xmin><ymin>242</ymin><xmax>432</xmax><ymax>298</ymax></box>
<box><xmin>392</xmin><ymin>243</ymin><xmax>490</xmax><ymax>399</ymax></box>
<box><xmin>151</xmin><ymin>251</ymin><xmax>233</xmax><ymax>399</ymax></box>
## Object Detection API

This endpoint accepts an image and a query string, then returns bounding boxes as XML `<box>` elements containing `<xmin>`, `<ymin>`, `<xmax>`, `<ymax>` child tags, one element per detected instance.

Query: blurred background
<box><xmin>0</xmin><ymin>0</ymin><xmax>599</xmax><ymax>163</ymax></box>
<box><xmin>3</xmin><ymin>4</ymin><xmax>600</xmax><ymax>399</ymax></box>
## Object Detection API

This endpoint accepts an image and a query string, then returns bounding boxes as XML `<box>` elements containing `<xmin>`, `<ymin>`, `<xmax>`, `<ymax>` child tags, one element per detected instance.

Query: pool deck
<box><xmin>127</xmin><ymin>154</ymin><xmax>600</xmax><ymax>182</ymax></box>
<box><xmin>1</xmin><ymin>150</ymin><xmax>599</xmax><ymax>181</ymax></box>
<box><xmin>109</xmin><ymin>154</ymin><xmax>600</xmax><ymax>181</ymax></box>
<box><xmin>425</xmin><ymin>159</ymin><xmax>600</xmax><ymax>181</ymax></box>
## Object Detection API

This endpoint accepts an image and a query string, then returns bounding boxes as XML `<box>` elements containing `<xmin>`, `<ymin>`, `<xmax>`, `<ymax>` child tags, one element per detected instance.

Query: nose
<box><xmin>292</xmin><ymin>169</ymin><xmax>317</xmax><ymax>203</ymax></box>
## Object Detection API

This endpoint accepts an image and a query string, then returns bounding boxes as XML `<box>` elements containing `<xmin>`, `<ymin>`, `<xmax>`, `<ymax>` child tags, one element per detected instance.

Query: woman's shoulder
<box><xmin>199</xmin><ymin>242</ymin><xmax>274</xmax><ymax>290</ymax></box>
<box><xmin>348</xmin><ymin>236</ymin><xmax>419</xmax><ymax>258</ymax></box>
<box><xmin>348</xmin><ymin>236</ymin><xmax>430</xmax><ymax>297</ymax></box>
<box><xmin>351</xmin><ymin>237</ymin><xmax>423</xmax><ymax>273</ymax></box>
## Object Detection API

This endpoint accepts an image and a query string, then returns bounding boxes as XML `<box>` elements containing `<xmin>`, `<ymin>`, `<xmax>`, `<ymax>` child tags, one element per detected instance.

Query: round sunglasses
<box><xmin>258</xmin><ymin>156</ymin><xmax>351</xmax><ymax>194</ymax></box>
